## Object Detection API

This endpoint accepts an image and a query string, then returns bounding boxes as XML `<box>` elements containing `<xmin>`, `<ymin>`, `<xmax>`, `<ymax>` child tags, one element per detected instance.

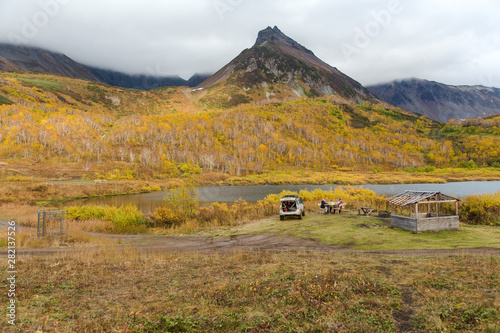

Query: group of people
<box><xmin>320</xmin><ymin>198</ymin><xmax>343</xmax><ymax>214</ymax></box>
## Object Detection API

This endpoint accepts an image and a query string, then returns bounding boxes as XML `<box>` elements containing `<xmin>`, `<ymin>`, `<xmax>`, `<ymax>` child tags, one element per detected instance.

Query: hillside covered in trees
<box><xmin>0</xmin><ymin>72</ymin><xmax>499</xmax><ymax>180</ymax></box>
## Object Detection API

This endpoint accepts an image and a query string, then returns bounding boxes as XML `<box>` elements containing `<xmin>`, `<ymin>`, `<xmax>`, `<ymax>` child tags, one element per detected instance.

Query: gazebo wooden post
<box><xmin>455</xmin><ymin>201</ymin><xmax>459</xmax><ymax>216</ymax></box>
<box><xmin>435</xmin><ymin>194</ymin><xmax>439</xmax><ymax>217</ymax></box>
<box><xmin>415</xmin><ymin>203</ymin><xmax>419</xmax><ymax>218</ymax></box>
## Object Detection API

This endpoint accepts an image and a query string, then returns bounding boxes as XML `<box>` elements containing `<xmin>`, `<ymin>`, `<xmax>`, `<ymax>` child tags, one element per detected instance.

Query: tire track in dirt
<box><xmin>2</xmin><ymin>233</ymin><xmax>500</xmax><ymax>257</ymax></box>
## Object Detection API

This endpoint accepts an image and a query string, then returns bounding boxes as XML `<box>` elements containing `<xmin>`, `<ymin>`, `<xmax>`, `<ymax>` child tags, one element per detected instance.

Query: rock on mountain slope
<box><xmin>0</xmin><ymin>43</ymin><xmax>199</xmax><ymax>89</ymax></box>
<box><xmin>197</xmin><ymin>26</ymin><xmax>375</xmax><ymax>105</ymax></box>
<box><xmin>368</xmin><ymin>78</ymin><xmax>500</xmax><ymax>122</ymax></box>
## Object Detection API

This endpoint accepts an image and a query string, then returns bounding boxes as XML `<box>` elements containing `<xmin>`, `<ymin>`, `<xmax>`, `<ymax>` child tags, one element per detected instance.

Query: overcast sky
<box><xmin>1</xmin><ymin>0</ymin><xmax>499</xmax><ymax>87</ymax></box>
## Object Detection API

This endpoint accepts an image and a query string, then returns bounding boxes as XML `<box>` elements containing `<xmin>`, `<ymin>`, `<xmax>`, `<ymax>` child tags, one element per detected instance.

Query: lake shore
<box><xmin>1</xmin><ymin>167</ymin><xmax>500</xmax><ymax>206</ymax></box>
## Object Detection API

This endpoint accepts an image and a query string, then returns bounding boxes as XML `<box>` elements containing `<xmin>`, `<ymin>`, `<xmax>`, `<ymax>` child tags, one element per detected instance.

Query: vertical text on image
<box><xmin>7</xmin><ymin>221</ymin><xmax>17</xmax><ymax>325</ymax></box>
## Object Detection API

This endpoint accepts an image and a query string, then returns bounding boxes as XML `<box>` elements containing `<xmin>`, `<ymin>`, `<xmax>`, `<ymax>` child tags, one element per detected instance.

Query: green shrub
<box><xmin>460</xmin><ymin>192</ymin><xmax>500</xmax><ymax>226</ymax></box>
<box><xmin>404</xmin><ymin>166</ymin><xmax>436</xmax><ymax>173</ymax></box>
<box><xmin>195</xmin><ymin>202</ymin><xmax>234</xmax><ymax>226</ymax></box>
<box><xmin>425</xmin><ymin>166</ymin><xmax>436</xmax><ymax>172</ymax></box>
<box><xmin>150</xmin><ymin>207</ymin><xmax>185</xmax><ymax>228</ymax></box>
<box><xmin>163</xmin><ymin>185</ymin><xmax>199</xmax><ymax>217</ymax></box>
<box><xmin>458</xmin><ymin>160</ymin><xmax>478</xmax><ymax>169</ymax></box>
<box><xmin>0</xmin><ymin>94</ymin><xmax>14</xmax><ymax>105</ymax></box>
<box><xmin>19</xmin><ymin>78</ymin><xmax>63</xmax><ymax>92</ymax></box>
<box><xmin>66</xmin><ymin>205</ymin><xmax>146</xmax><ymax>231</ymax></box>
<box><xmin>439</xmin><ymin>304</ymin><xmax>497</xmax><ymax>331</ymax></box>
<box><xmin>67</xmin><ymin>205</ymin><xmax>107</xmax><ymax>220</ymax></box>
<box><xmin>141</xmin><ymin>185</ymin><xmax>162</xmax><ymax>192</ymax></box>
<box><xmin>109</xmin><ymin>205</ymin><xmax>145</xmax><ymax>229</ymax></box>
<box><xmin>152</xmin><ymin>185</ymin><xmax>201</xmax><ymax>228</ymax></box>
<box><xmin>179</xmin><ymin>162</ymin><xmax>201</xmax><ymax>178</ymax></box>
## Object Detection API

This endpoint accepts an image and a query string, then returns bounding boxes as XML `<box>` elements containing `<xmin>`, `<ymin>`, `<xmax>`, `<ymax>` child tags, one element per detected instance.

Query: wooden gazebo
<box><xmin>386</xmin><ymin>191</ymin><xmax>460</xmax><ymax>233</ymax></box>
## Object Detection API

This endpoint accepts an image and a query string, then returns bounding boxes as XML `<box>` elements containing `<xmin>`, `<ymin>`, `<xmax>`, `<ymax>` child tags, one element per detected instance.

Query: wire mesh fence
<box><xmin>37</xmin><ymin>210</ymin><xmax>68</xmax><ymax>242</ymax></box>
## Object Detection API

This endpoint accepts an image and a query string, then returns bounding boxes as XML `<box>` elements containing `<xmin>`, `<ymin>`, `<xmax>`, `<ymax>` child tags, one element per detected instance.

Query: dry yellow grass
<box><xmin>0</xmin><ymin>203</ymin><xmax>39</xmax><ymax>227</ymax></box>
<box><xmin>2</xmin><ymin>249</ymin><xmax>498</xmax><ymax>332</ymax></box>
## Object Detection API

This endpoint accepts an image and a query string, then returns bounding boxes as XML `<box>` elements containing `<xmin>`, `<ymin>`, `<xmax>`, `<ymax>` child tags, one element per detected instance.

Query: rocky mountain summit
<box><xmin>198</xmin><ymin>26</ymin><xmax>375</xmax><ymax>104</ymax></box>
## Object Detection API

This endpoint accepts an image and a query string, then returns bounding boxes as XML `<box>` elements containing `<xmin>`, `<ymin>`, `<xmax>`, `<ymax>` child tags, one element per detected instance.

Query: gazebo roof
<box><xmin>386</xmin><ymin>191</ymin><xmax>460</xmax><ymax>207</ymax></box>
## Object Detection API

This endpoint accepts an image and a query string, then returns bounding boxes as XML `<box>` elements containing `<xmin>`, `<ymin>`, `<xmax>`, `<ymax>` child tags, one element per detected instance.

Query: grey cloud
<box><xmin>0</xmin><ymin>0</ymin><xmax>498</xmax><ymax>86</ymax></box>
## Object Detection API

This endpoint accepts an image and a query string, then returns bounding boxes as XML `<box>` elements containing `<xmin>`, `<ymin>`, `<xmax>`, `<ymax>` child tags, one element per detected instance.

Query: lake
<box><xmin>63</xmin><ymin>181</ymin><xmax>500</xmax><ymax>214</ymax></box>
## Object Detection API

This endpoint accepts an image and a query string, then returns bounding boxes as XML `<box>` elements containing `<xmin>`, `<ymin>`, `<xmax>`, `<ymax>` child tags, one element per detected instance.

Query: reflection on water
<box><xmin>62</xmin><ymin>181</ymin><xmax>500</xmax><ymax>214</ymax></box>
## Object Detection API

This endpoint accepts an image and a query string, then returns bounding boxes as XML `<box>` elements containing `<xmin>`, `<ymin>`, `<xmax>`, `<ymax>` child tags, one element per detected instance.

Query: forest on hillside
<box><xmin>1</xmin><ymin>73</ymin><xmax>499</xmax><ymax>179</ymax></box>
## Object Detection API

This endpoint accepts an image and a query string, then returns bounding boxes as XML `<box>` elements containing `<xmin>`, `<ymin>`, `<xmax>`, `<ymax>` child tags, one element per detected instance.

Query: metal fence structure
<box><xmin>37</xmin><ymin>210</ymin><xmax>68</xmax><ymax>241</ymax></box>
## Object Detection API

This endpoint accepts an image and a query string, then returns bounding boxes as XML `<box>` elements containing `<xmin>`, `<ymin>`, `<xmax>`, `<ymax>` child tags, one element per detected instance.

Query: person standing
<box><xmin>320</xmin><ymin>198</ymin><xmax>328</xmax><ymax>214</ymax></box>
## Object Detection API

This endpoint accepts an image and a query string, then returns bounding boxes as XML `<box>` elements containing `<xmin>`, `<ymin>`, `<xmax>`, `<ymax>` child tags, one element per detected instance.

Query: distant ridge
<box><xmin>368</xmin><ymin>78</ymin><xmax>500</xmax><ymax>122</ymax></box>
<box><xmin>0</xmin><ymin>43</ymin><xmax>96</xmax><ymax>80</ymax></box>
<box><xmin>0</xmin><ymin>43</ymin><xmax>205</xmax><ymax>89</ymax></box>
<box><xmin>87</xmin><ymin>66</ymin><xmax>188</xmax><ymax>90</ymax></box>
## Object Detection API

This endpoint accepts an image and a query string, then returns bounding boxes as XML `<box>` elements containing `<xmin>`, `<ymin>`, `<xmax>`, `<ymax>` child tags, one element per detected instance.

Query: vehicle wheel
<box><xmin>280</xmin><ymin>215</ymin><xmax>284</xmax><ymax>221</ymax></box>
<box><xmin>298</xmin><ymin>214</ymin><xmax>302</xmax><ymax>220</ymax></box>
<box><xmin>302</xmin><ymin>210</ymin><xmax>305</xmax><ymax>216</ymax></box>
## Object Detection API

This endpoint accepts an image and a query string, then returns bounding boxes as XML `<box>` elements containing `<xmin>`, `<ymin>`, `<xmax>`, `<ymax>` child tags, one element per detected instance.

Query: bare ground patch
<box><xmin>3</xmin><ymin>232</ymin><xmax>500</xmax><ymax>258</ymax></box>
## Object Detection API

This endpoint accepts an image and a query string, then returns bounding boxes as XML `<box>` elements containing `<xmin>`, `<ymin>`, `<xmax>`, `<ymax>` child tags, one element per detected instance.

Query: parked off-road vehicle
<box><xmin>279</xmin><ymin>195</ymin><xmax>305</xmax><ymax>220</ymax></box>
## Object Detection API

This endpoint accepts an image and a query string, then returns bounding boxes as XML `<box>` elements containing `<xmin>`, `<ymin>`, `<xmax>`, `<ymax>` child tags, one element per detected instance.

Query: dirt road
<box><xmin>3</xmin><ymin>231</ymin><xmax>500</xmax><ymax>257</ymax></box>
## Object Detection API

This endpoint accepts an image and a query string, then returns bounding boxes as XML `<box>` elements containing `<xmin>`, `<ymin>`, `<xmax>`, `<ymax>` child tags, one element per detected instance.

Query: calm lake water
<box><xmin>64</xmin><ymin>181</ymin><xmax>500</xmax><ymax>214</ymax></box>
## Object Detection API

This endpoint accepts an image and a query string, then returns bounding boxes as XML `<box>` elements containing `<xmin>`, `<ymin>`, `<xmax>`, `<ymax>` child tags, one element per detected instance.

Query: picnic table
<box><xmin>360</xmin><ymin>207</ymin><xmax>376</xmax><ymax>216</ymax></box>
<box><xmin>325</xmin><ymin>202</ymin><xmax>344</xmax><ymax>214</ymax></box>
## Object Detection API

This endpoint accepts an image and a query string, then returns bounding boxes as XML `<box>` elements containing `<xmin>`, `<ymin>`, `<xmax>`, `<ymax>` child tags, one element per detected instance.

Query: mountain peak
<box><xmin>198</xmin><ymin>26</ymin><xmax>374</xmax><ymax>104</ymax></box>
<box><xmin>254</xmin><ymin>26</ymin><xmax>287</xmax><ymax>46</ymax></box>
<box><xmin>254</xmin><ymin>26</ymin><xmax>314</xmax><ymax>56</ymax></box>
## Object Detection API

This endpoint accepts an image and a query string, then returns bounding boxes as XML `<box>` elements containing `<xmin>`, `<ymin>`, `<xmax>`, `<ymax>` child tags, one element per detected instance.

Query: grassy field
<box><xmin>1</xmin><ymin>248</ymin><xmax>498</xmax><ymax>332</ymax></box>
<box><xmin>1</xmin><ymin>210</ymin><xmax>499</xmax><ymax>332</ymax></box>
<box><xmin>216</xmin><ymin>213</ymin><xmax>500</xmax><ymax>251</ymax></box>
<box><xmin>1</xmin><ymin>178</ymin><xmax>499</xmax><ymax>331</ymax></box>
